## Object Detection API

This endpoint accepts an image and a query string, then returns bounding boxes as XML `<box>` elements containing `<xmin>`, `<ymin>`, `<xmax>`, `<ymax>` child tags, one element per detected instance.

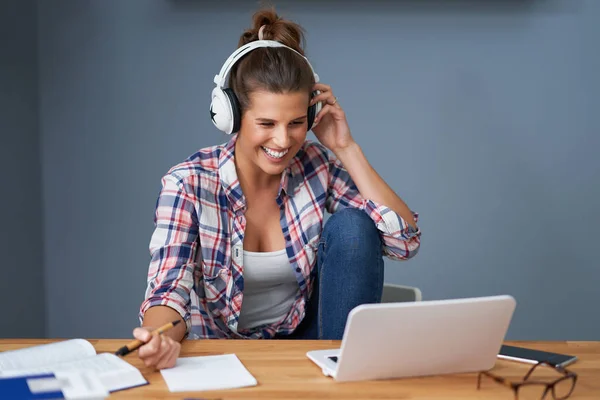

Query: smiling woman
<box><xmin>135</xmin><ymin>6</ymin><xmax>421</xmax><ymax>370</ymax></box>
<box><xmin>237</xmin><ymin>90</ymin><xmax>311</xmax><ymax>178</ymax></box>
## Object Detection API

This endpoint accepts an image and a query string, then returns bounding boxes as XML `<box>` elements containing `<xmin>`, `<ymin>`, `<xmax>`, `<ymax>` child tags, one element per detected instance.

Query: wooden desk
<box><xmin>1</xmin><ymin>340</ymin><xmax>598</xmax><ymax>399</ymax></box>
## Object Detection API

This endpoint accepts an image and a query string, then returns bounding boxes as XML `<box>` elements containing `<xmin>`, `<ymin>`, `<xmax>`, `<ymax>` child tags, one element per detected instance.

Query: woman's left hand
<box><xmin>310</xmin><ymin>83</ymin><xmax>355</xmax><ymax>155</ymax></box>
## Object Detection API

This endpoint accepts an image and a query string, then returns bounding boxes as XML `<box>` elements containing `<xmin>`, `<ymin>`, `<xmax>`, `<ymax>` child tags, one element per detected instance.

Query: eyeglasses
<box><xmin>477</xmin><ymin>361</ymin><xmax>578</xmax><ymax>399</ymax></box>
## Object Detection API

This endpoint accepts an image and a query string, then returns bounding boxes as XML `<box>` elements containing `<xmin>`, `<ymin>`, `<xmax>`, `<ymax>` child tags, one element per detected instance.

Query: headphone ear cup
<box><xmin>210</xmin><ymin>87</ymin><xmax>234</xmax><ymax>134</ymax></box>
<box><xmin>223</xmin><ymin>88</ymin><xmax>242</xmax><ymax>134</ymax></box>
<box><xmin>307</xmin><ymin>90</ymin><xmax>321</xmax><ymax>131</ymax></box>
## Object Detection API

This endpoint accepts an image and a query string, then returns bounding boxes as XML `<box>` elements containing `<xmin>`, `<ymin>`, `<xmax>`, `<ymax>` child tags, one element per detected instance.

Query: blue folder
<box><xmin>0</xmin><ymin>372</ymin><xmax>106</xmax><ymax>399</ymax></box>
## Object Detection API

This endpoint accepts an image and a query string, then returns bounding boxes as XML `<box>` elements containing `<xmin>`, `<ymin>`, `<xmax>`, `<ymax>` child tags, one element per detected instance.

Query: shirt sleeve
<box><xmin>139</xmin><ymin>173</ymin><xmax>199</xmax><ymax>336</ymax></box>
<box><xmin>325</xmin><ymin>150</ymin><xmax>421</xmax><ymax>261</ymax></box>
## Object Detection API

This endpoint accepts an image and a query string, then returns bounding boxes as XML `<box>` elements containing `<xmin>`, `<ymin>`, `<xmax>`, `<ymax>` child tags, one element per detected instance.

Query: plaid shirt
<box><xmin>139</xmin><ymin>134</ymin><xmax>421</xmax><ymax>339</ymax></box>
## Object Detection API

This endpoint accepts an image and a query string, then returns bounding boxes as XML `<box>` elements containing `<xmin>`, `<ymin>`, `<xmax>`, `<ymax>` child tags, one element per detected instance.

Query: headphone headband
<box><xmin>213</xmin><ymin>39</ymin><xmax>320</xmax><ymax>88</ymax></box>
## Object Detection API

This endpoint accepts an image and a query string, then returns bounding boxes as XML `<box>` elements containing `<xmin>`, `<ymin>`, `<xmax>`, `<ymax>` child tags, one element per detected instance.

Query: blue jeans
<box><xmin>277</xmin><ymin>208</ymin><xmax>384</xmax><ymax>340</ymax></box>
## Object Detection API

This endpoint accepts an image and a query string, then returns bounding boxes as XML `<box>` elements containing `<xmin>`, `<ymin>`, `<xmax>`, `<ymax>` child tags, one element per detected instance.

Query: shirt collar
<box><xmin>218</xmin><ymin>134</ymin><xmax>298</xmax><ymax>213</ymax></box>
<box><xmin>218</xmin><ymin>134</ymin><xmax>246</xmax><ymax>213</ymax></box>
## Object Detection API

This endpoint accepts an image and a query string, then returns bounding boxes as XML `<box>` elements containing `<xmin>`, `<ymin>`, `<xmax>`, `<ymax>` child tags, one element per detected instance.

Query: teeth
<box><xmin>261</xmin><ymin>146</ymin><xmax>288</xmax><ymax>159</ymax></box>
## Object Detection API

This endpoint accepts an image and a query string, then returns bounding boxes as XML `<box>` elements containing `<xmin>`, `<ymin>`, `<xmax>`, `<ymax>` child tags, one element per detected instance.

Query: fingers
<box><xmin>137</xmin><ymin>330</ymin><xmax>161</xmax><ymax>359</ymax></box>
<box><xmin>310</xmin><ymin>91</ymin><xmax>337</xmax><ymax>107</ymax></box>
<box><xmin>141</xmin><ymin>336</ymin><xmax>163</xmax><ymax>368</ymax></box>
<box><xmin>313</xmin><ymin>104</ymin><xmax>345</xmax><ymax>126</ymax></box>
<box><xmin>157</xmin><ymin>340</ymin><xmax>181</xmax><ymax>370</ymax></box>
<box><xmin>155</xmin><ymin>337</ymin><xmax>181</xmax><ymax>370</ymax></box>
<box><xmin>136</xmin><ymin>329</ymin><xmax>167</xmax><ymax>369</ymax></box>
<box><xmin>313</xmin><ymin>82</ymin><xmax>331</xmax><ymax>92</ymax></box>
<box><xmin>167</xmin><ymin>346</ymin><xmax>180</xmax><ymax>367</ymax></box>
<box><xmin>136</xmin><ymin>331</ymin><xmax>180</xmax><ymax>370</ymax></box>
<box><xmin>133</xmin><ymin>327</ymin><xmax>152</xmax><ymax>343</ymax></box>
<box><xmin>153</xmin><ymin>336</ymin><xmax>174</xmax><ymax>369</ymax></box>
<box><xmin>311</xmin><ymin>83</ymin><xmax>340</xmax><ymax>107</ymax></box>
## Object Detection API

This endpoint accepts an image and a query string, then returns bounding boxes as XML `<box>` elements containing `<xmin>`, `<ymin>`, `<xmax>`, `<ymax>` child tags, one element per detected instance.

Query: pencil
<box><xmin>115</xmin><ymin>319</ymin><xmax>182</xmax><ymax>357</ymax></box>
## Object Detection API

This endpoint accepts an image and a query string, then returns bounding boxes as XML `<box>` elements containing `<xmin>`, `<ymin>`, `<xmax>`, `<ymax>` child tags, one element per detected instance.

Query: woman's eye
<box><xmin>259</xmin><ymin>121</ymin><xmax>303</xmax><ymax>127</ymax></box>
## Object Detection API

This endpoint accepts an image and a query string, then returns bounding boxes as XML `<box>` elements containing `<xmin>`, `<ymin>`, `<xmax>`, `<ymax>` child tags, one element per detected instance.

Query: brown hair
<box><xmin>229</xmin><ymin>8</ymin><xmax>315</xmax><ymax>113</ymax></box>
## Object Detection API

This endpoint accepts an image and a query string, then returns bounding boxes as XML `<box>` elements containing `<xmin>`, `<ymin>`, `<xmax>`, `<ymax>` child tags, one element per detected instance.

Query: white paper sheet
<box><xmin>160</xmin><ymin>354</ymin><xmax>257</xmax><ymax>392</ymax></box>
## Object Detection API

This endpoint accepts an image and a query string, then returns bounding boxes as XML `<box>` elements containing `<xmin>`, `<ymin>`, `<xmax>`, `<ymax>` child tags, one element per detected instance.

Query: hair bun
<box><xmin>238</xmin><ymin>7</ymin><xmax>306</xmax><ymax>55</ymax></box>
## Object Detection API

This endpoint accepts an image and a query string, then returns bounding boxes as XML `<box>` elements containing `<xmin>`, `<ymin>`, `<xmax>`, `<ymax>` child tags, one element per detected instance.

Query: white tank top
<box><xmin>237</xmin><ymin>248</ymin><xmax>299</xmax><ymax>331</ymax></box>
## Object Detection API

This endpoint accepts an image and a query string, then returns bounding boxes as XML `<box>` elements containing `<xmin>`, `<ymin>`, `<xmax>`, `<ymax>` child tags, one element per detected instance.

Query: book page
<box><xmin>0</xmin><ymin>339</ymin><xmax>96</xmax><ymax>373</ymax></box>
<box><xmin>91</xmin><ymin>353</ymin><xmax>148</xmax><ymax>392</ymax></box>
<box><xmin>0</xmin><ymin>352</ymin><xmax>147</xmax><ymax>393</ymax></box>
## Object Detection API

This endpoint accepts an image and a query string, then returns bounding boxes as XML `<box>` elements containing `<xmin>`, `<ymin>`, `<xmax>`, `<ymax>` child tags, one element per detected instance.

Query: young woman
<box><xmin>134</xmin><ymin>8</ymin><xmax>421</xmax><ymax>370</ymax></box>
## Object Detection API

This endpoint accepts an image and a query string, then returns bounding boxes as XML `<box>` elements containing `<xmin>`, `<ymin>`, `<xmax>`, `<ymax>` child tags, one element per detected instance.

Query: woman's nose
<box><xmin>272</xmin><ymin>126</ymin><xmax>291</xmax><ymax>148</ymax></box>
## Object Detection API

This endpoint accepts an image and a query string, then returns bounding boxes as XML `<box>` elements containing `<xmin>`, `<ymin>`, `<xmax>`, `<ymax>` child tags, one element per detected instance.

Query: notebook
<box><xmin>0</xmin><ymin>339</ymin><xmax>147</xmax><ymax>393</ymax></box>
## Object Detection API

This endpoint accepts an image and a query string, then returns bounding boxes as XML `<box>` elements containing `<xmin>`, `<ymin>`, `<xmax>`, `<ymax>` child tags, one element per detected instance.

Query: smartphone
<box><xmin>498</xmin><ymin>345</ymin><xmax>578</xmax><ymax>368</ymax></box>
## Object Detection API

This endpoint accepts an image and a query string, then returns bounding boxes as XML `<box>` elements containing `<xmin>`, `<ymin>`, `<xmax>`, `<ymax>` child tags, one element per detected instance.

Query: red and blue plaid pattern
<box><xmin>140</xmin><ymin>134</ymin><xmax>420</xmax><ymax>339</ymax></box>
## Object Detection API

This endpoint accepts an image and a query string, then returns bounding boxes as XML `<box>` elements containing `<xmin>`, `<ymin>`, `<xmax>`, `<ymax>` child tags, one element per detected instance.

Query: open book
<box><xmin>0</xmin><ymin>339</ymin><xmax>147</xmax><ymax>393</ymax></box>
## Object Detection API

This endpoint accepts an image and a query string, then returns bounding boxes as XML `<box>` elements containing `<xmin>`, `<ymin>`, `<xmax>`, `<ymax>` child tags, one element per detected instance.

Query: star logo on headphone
<box><xmin>210</xmin><ymin>106</ymin><xmax>216</xmax><ymax>123</ymax></box>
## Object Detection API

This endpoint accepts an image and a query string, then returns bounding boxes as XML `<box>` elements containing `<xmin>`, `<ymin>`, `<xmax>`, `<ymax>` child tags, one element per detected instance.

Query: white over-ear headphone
<box><xmin>210</xmin><ymin>40</ymin><xmax>322</xmax><ymax>135</ymax></box>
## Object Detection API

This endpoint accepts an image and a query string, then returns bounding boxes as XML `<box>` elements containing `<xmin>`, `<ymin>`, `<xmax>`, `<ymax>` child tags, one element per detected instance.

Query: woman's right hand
<box><xmin>133</xmin><ymin>327</ymin><xmax>181</xmax><ymax>370</ymax></box>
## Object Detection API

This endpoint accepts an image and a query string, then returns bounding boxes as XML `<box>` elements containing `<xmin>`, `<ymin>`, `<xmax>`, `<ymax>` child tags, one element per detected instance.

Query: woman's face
<box><xmin>236</xmin><ymin>90</ymin><xmax>310</xmax><ymax>178</ymax></box>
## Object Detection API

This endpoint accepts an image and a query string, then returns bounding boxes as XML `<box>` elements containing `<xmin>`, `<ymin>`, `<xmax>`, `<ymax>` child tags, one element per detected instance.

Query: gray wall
<box><xmin>0</xmin><ymin>0</ymin><xmax>45</xmax><ymax>338</ymax></box>
<box><xmin>33</xmin><ymin>0</ymin><xmax>600</xmax><ymax>340</ymax></box>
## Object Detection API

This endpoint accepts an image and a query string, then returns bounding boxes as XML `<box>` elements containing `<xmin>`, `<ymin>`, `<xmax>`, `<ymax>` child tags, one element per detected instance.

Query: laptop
<box><xmin>306</xmin><ymin>295</ymin><xmax>516</xmax><ymax>382</ymax></box>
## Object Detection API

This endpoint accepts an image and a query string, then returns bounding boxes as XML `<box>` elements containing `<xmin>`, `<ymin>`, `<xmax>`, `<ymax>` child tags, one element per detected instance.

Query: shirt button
<box><xmin>233</xmin><ymin>244</ymin><xmax>243</xmax><ymax>263</ymax></box>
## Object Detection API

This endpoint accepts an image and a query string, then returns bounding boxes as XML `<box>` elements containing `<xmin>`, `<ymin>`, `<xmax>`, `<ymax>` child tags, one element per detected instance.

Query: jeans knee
<box><xmin>323</xmin><ymin>208</ymin><xmax>381</xmax><ymax>252</ymax></box>
<box><xmin>318</xmin><ymin>208</ymin><xmax>385</xmax><ymax>311</ymax></box>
